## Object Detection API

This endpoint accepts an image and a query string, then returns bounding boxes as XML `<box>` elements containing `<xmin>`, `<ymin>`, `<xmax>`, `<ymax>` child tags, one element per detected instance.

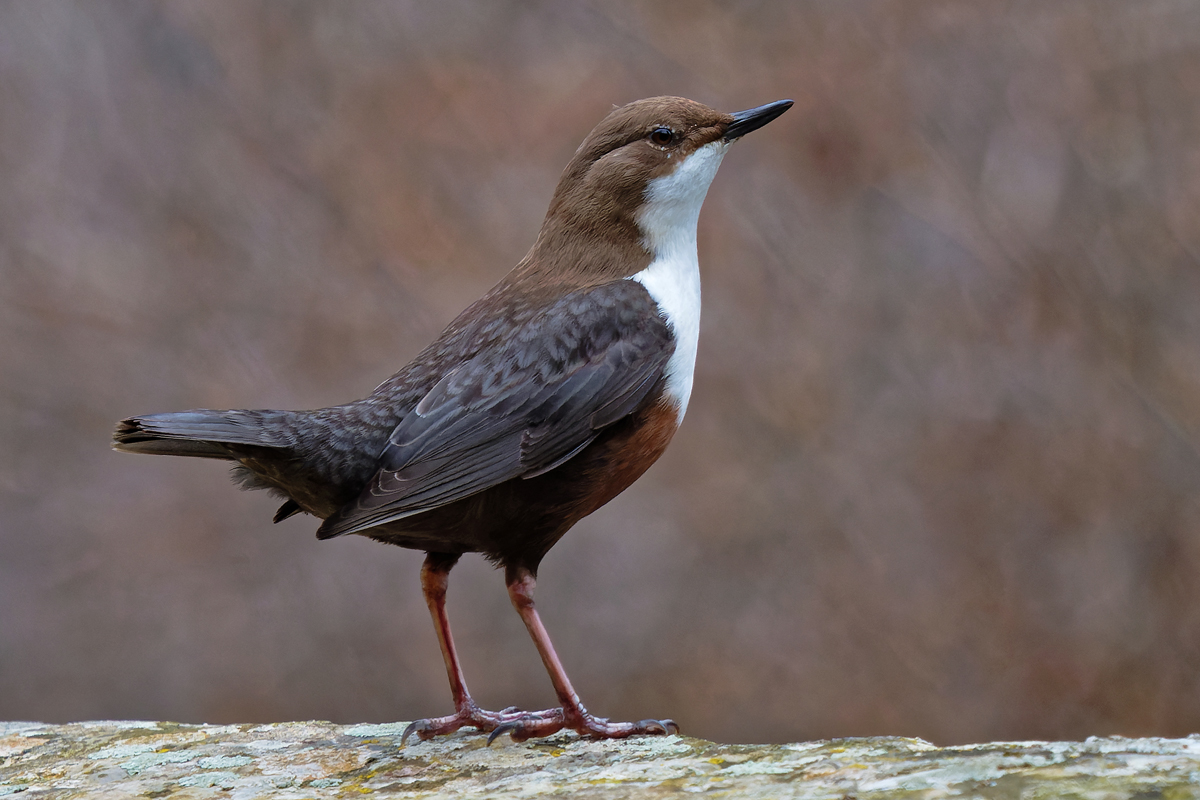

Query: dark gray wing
<box><xmin>316</xmin><ymin>280</ymin><xmax>674</xmax><ymax>539</ymax></box>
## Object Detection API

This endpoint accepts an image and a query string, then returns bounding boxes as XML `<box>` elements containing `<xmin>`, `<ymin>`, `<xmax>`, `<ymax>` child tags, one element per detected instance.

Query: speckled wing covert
<box><xmin>315</xmin><ymin>281</ymin><xmax>674</xmax><ymax>540</ymax></box>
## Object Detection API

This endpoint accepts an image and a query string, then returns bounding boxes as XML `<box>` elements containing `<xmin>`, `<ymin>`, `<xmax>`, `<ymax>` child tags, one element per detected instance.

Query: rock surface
<box><xmin>3</xmin><ymin>720</ymin><xmax>1200</xmax><ymax>798</ymax></box>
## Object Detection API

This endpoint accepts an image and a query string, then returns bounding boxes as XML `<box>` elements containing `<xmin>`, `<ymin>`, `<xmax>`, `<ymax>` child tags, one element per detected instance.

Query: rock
<box><xmin>2</xmin><ymin>720</ymin><xmax>1199</xmax><ymax>798</ymax></box>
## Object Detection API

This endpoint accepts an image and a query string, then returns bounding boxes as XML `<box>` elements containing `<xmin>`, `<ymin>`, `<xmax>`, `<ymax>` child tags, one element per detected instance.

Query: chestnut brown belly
<box><xmin>362</xmin><ymin>393</ymin><xmax>681</xmax><ymax>571</ymax></box>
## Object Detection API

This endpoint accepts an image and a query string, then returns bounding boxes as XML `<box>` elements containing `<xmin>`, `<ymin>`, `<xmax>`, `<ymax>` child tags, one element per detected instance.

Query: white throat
<box><xmin>629</xmin><ymin>140</ymin><xmax>728</xmax><ymax>419</ymax></box>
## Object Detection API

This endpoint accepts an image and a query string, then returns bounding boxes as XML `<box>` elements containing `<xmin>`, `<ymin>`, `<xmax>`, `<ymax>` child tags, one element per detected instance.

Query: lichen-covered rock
<box><xmin>2</xmin><ymin>720</ymin><xmax>1200</xmax><ymax>798</ymax></box>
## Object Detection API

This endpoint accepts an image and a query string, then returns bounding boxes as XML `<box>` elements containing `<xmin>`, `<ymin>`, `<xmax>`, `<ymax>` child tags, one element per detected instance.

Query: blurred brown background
<box><xmin>3</xmin><ymin>1</ymin><xmax>1200</xmax><ymax>746</ymax></box>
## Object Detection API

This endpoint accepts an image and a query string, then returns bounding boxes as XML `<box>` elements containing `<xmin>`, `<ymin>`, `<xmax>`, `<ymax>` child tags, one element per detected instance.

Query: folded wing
<box><xmin>316</xmin><ymin>281</ymin><xmax>673</xmax><ymax>539</ymax></box>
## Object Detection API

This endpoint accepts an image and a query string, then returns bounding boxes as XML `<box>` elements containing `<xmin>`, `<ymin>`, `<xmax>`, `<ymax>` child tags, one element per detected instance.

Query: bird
<box><xmin>113</xmin><ymin>95</ymin><xmax>793</xmax><ymax>743</ymax></box>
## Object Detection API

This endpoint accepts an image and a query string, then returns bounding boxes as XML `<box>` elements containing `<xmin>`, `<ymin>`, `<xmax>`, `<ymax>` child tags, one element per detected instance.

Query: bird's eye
<box><xmin>649</xmin><ymin>127</ymin><xmax>674</xmax><ymax>146</ymax></box>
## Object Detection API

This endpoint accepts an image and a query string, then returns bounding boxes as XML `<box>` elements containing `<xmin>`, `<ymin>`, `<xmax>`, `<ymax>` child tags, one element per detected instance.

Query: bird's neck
<box><xmin>513</xmin><ymin>207</ymin><xmax>653</xmax><ymax>290</ymax></box>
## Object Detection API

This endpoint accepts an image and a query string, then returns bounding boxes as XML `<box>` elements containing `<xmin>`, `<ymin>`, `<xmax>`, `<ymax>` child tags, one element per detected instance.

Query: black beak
<box><xmin>724</xmin><ymin>99</ymin><xmax>793</xmax><ymax>141</ymax></box>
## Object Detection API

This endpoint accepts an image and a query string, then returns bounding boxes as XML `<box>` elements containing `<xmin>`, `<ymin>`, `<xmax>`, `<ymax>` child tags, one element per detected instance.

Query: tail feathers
<box><xmin>113</xmin><ymin>409</ymin><xmax>293</xmax><ymax>459</ymax></box>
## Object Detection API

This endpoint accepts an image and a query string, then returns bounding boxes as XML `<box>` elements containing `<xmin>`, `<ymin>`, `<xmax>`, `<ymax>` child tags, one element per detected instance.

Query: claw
<box><xmin>487</xmin><ymin>721</ymin><xmax>520</xmax><ymax>746</ymax></box>
<box><xmin>400</xmin><ymin>720</ymin><xmax>425</xmax><ymax>746</ymax></box>
<box><xmin>638</xmin><ymin>719</ymin><xmax>667</xmax><ymax>734</ymax></box>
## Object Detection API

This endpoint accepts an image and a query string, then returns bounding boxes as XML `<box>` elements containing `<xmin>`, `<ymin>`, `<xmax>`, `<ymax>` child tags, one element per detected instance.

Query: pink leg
<box><xmin>424</xmin><ymin>552</ymin><xmax>472</xmax><ymax>710</ymax></box>
<box><xmin>485</xmin><ymin>564</ymin><xmax>678</xmax><ymax>744</ymax></box>
<box><xmin>401</xmin><ymin>554</ymin><xmax>557</xmax><ymax>744</ymax></box>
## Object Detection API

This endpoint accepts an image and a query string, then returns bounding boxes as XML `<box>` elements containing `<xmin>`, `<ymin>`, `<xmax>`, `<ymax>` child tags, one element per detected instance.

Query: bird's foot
<box><xmin>400</xmin><ymin>702</ymin><xmax>560</xmax><ymax>744</ymax></box>
<box><xmin>486</xmin><ymin>707</ymin><xmax>678</xmax><ymax>744</ymax></box>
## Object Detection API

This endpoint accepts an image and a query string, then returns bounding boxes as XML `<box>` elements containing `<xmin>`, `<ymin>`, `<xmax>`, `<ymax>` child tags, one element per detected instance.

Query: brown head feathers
<box><xmin>512</xmin><ymin>97</ymin><xmax>735</xmax><ymax>289</ymax></box>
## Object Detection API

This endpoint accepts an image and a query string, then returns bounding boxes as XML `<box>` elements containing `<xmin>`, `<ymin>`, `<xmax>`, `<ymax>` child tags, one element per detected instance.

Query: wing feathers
<box><xmin>316</xmin><ymin>281</ymin><xmax>674</xmax><ymax>540</ymax></box>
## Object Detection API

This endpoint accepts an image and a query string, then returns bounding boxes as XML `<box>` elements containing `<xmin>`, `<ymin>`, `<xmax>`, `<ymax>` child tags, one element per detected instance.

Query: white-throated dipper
<box><xmin>114</xmin><ymin>96</ymin><xmax>793</xmax><ymax>743</ymax></box>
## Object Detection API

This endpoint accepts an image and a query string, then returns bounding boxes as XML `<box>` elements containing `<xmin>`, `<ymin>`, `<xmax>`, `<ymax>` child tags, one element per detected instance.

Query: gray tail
<box><xmin>112</xmin><ymin>409</ymin><xmax>292</xmax><ymax>459</ymax></box>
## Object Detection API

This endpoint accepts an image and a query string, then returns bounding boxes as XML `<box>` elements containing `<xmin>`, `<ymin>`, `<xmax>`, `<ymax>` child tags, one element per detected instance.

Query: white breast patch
<box><xmin>629</xmin><ymin>140</ymin><xmax>729</xmax><ymax>419</ymax></box>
